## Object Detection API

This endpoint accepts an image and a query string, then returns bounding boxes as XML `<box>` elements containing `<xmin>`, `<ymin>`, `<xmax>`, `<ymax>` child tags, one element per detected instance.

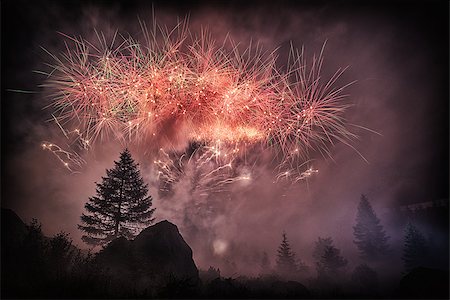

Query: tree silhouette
<box><xmin>276</xmin><ymin>232</ymin><xmax>297</xmax><ymax>278</ymax></box>
<box><xmin>317</xmin><ymin>244</ymin><xmax>348</xmax><ymax>278</ymax></box>
<box><xmin>402</xmin><ymin>222</ymin><xmax>428</xmax><ymax>272</ymax></box>
<box><xmin>353</xmin><ymin>194</ymin><xmax>389</xmax><ymax>261</ymax></box>
<box><xmin>202</xmin><ymin>266</ymin><xmax>221</xmax><ymax>283</ymax></box>
<box><xmin>351</xmin><ymin>264</ymin><xmax>379</xmax><ymax>295</ymax></box>
<box><xmin>48</xmin><ymin>231</ymin><xmax>76</xmax><ymax>279</ymax></box>
<box><xmin>78</xmin><ymin>149</ymin><xmax>155</xmax><ymax>246</ymax></box>
<box><xmin>312</xmin><ymin>237</ymin><xmax>333</xmax><ymax>263</ymax></box>
<box><xmin>21</xmin><ymin>219</ymin><xmax>47</xmax><ymax>285</ymax></box>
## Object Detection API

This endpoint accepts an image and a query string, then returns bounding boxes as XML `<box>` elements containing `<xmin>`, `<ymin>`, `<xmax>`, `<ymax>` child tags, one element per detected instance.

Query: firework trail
<box><xmin>41</xmin><ymin>142</ymin><xmax>86</xmax><ymax>173</ymax></box>
<box><xmin>40</xmin><ymin>19</ymin><xmax>356</xmax><ymax>194</ymax></box>
<box><xmin>155</xmin><ymin>142</ymin><xmax>251</xmax><ymax>198</ymax></box>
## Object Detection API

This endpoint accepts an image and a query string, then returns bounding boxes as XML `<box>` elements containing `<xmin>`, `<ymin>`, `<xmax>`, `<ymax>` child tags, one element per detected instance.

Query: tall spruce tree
<box><xmin>402</xmin><ymin>222</ymin><xmax>428</xmax><ymax>272</ymax></box>
<box><xmin>276</xmin><ymin>232</ymin><xmax>297</xmax><ymax>278</ymax></box>
<box><xmin>353</xmin><ymin>194</ymin><xmax>389</xmax><ymax>261</ymax></box>
<box><xmin>351</xmin><ymin>264</ymin><xmax>379</xmax><ymax>294</ymax></box>
<box><xmin>78</xmin><ymin>149</ymin><xmax>155</xmax><ymax>246</ymax></box>
<box><xmin>318</xmin><ymin>245</ymin><xmax>348</xmax><ymax>276</ymax></box>
<box><xmin>312</xmin><ymin>237</ymin><xmax>333</xmax><ymax>263</ymax></box>
<box><xmin>315</xmin><ymin>237</ymin><xmax>348</xmax><ymax>279</ymax></box>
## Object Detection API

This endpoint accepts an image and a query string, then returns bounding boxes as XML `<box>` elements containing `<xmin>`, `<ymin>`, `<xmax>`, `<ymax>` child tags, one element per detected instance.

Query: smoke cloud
<box><xmin>3</xmin><ymin>1</ymin><xmax>448</xmax><ymax>276</ymax></box>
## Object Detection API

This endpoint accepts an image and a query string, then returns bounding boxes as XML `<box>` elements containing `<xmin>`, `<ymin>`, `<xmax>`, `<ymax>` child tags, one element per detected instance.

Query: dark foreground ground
<box><xmin>1</xmin><ymin>208</ymin><xmax>448</xmax><ymax>299</ymax></box>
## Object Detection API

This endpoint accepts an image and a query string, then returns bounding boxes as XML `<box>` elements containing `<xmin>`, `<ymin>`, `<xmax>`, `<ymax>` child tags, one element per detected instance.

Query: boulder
<box><xmin>96</xmin><ymin>220</ymin><xmax>199</xmax><ymax>290</ymax></box>
<box><xmin>1</xmin><ymin>208</ymin><xmax>28</xmax><ymax>246</ymax></box>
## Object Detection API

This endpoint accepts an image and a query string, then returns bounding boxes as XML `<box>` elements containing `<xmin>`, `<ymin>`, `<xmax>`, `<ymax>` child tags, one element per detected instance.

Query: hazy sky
<box><xmin>2</xmin><ymin>0</ymin><xmax>448</xmax><ymax>275</ymax></box>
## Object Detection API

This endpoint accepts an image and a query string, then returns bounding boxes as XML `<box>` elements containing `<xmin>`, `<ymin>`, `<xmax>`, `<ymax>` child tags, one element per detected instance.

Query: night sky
<box><xmin>2</xmin><ymin>0</ymin><xmax>448</xmax><ymax>274</ymax></box>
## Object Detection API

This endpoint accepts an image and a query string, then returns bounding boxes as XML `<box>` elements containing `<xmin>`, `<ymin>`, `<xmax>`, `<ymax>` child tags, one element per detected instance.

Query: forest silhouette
<box><xmin>2</xmin><ymin>151</ymin><xmax>448</xmax><ymax>298</ymax></box>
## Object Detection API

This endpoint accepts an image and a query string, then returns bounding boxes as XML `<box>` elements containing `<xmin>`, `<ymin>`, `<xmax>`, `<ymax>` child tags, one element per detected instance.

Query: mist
<box><xmin>2</xmin><ymin>0</ymin><xmax>448</xmax><ymax>278</ymax></box>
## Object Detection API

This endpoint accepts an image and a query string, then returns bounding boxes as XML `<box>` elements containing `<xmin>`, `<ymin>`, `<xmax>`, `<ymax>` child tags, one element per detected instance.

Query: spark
<box><xmin>40</xmin><ymin>19</ymin><xmax>358</xmax><ymax>193</ymax></box>
<box><xmin>41</xmin><ymin>142</ymin><xmax>85</xmax><ymax>173</ymax></box>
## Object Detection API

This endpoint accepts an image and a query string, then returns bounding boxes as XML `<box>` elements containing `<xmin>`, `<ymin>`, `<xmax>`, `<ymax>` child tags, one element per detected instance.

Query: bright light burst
<box><xmin>40</xmin><ymin>19</ymin><xmax>356</xmax><ymax>194</ymax></box>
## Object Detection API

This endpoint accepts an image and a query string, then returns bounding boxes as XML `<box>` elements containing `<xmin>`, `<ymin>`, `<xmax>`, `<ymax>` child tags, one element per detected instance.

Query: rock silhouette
<box><xmin>2</xmin><ymin>208</ymin><xmax>447</xmax><ymax>299</ymax></box>
<box><xmin>95</xmin><ymin>220</ymin><xmax>199</xmax><ymax>291</ymax></box>
<box><xmin>1</xmin><ymin>208</ymin><xmax>28</xmax><ymax>245</ymax></box>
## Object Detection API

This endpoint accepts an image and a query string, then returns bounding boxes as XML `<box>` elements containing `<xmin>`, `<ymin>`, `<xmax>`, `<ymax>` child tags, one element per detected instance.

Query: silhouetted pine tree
<box><xmin>351</xmin><ymin>264</ymin><xmax>379</xmax><ymax>295</ymax></box>
<box><xmin>48</xmin><ymin>231</ymin><xmax>76</xmax><ymax>279</ymax></box>
<box><xmin>202</xmin><ymin>266</ymin><xmax>221</xmax><ymax>282</ymax></box>
<box><xmin>276</xmin><ymin>232</ymin><xmax>297</xmax><ymax>278</ymax></box>
<box><xmin>402</xmin><ymin>223</ymin><xmax>428</xmax><ymax>272</ymax></box>
<box><xmin>78</xmin><ymin>149</ymin><xmax>155</xmax><ymax>246</ymax></box>
<box><xmin>353</xmin><ymin>194</ymin><xmax>389</xmax><ymax>261</ymax></box>
<box><xmin>317</xmin><ymin>245</ymin><xmax>348</xmax><ymax>277</ymax></box>
<box><xmin>312</xmin><ymin>237</ymin><xmax>333</xmax><ymax>263</ymax></box>
<box><xmin>22</xmin><ymin>219</ymin><xmax>47</xmax><ymax>284</ymax></box>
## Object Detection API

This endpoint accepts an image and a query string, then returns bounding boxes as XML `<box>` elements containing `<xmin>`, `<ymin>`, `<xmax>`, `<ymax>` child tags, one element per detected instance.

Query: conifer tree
<box><xmin>48</xmin><ymin>232</ymin><xmax>76</xmax><ymax>279</ymax></box>
<box><xmin>314</xmin><ymin>236</ymin><xmax>348</xmax><ymax>279</ymax></box>
<box><xmin>351</xmin><ymin>264</ymin><xmax>379</xmax><ymax>294</ymax></box>
<box><xmin>312</xmin><ymin>237</ymin><xmax>333</xmax><ymax>263</ymax></box>
<box><xmin>353</xmin><ymin>194</ymin><xmax>389</xmax><ymax>261</ymax></box>
<box><xmin>317</xmin><ymin>244</ymin><xmax>348</xmax><ymax>277</ymax></box>
<box><xmin>402</xmin><ymin>222</ymin><xmax>428</xmax><ymax>272</ymax></box>
<box><xmin>78</xmin><ymin>149</ymin><xmax>155</xmax><ymax>246</ymax></box>
<box><xmin>276</xmin><ymin>232</ymin><xmax>297</xmax><ymax>278</ymax></box>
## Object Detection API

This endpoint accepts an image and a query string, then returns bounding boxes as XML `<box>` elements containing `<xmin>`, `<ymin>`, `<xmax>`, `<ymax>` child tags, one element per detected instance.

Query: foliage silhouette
<box><xmin>351</xmin><ymin>264</ymin><xmax>379</xmax><ymax>296</ymax></box>
<box><xmin>353</xmin><ymin>194</ymin><xmax>389</xmax><ymax>261</ymax></box>
<box><xmin>276</xmin><ymin>232</ymin><xmax>298</xmax><ymax>279</ymax></box>
<box><xmin>402</xmin><ymin>222</ymin><xmax>428</xmax><ymax>272</ymax></box>
<box><xmin>78</xmin><ymin>148</ymin><xmax>155</xmax><ymax>246</ymax></box>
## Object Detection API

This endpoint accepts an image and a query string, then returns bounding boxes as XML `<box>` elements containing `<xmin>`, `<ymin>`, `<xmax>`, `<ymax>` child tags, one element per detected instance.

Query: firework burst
<box><xmin>40</xmin><ymin>19</ymin><xmax>356</xmax><ymax>193</ymax></box>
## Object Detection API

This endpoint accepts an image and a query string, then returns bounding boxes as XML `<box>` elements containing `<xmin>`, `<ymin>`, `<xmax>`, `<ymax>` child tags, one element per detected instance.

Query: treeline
<box><xmin>198</xmin><ymin>195</ymin><xmax>448</xmax><ymax>298</ymax></box>
<box><xmin>264</xmin><ymin>195</ymin><xmax>435</xmax><ymax>276</ymax></box>
<box><xmin>1</xmin><ymin>216</ymin><xmax>309</xmax><ymax>299</ymax></box>
<box><xmin>2</xmin><ymin>217</ymin><xmax>100</xmax><ymax>298</ymax></box>
<box><xmin>1</xmin><ymin>199</ymin><xmax>448</xmax><ymax>299</ymax></box>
